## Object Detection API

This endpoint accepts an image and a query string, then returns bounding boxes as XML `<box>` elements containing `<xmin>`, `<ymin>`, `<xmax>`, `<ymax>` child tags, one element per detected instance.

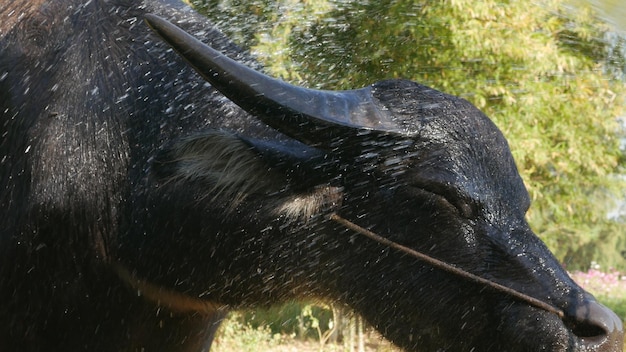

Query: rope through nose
<box><xmin>329</xmin><ymin>213</ymin><xmax>565</xmax><ymax>319</ymax></box>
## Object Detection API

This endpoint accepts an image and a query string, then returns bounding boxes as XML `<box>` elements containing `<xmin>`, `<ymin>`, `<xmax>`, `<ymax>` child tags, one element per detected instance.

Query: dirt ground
<box><xmin>212</xmin><ymin>331</ymin><xmax>401</xmax><ymax>352</ymax></box>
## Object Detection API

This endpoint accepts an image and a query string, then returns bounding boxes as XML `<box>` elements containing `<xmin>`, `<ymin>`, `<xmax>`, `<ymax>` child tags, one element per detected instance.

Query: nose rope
<box><xmin>329</xmin><ymin>213</ymin><xmax>565</xmax><ymax>319</ymax></box>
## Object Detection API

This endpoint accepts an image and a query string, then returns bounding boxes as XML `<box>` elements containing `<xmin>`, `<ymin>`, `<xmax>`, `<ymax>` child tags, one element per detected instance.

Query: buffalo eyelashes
<box><xmin>407</xmin><ymin>184</ymin><xmax>476</xmax><ymax>219</ymax></box>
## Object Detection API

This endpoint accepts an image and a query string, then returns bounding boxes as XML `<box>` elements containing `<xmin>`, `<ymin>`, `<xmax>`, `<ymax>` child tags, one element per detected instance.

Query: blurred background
<box><xmin>186</xmin><ymin>0</ymin><xmax>626</xmax><ymax>350</ymax></box>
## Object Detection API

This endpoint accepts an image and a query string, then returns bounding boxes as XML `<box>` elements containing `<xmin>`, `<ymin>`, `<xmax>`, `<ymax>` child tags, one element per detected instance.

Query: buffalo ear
<box><xmin>236</xmin><ymin>136</ymin><xmax>343</xmax><ymax>191</ymax></box>
<box><xmin>150</xmin><ymin>131</ymin><xmax>284</xmax><ymax>201</ymax></box>
<box><xmin>237</xmin><ymin>137</ymin><xmax>345</xmax><ymax>221</ymax></box>
<box><xmin>151</xmin><ymin>131</ymin><xmax>341</xmax><ymax>201</ymax></box>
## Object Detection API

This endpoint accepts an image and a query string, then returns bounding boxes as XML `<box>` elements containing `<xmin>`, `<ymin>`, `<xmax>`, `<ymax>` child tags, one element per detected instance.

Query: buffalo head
<box><xmin>139</xmin><ymin>15</ymin><xmax>623</xmax><ymax>352</ymax></box>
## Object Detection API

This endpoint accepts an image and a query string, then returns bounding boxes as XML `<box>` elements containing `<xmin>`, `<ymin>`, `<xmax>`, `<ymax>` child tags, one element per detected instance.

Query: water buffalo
<box><xmin>0</xmin><ymin>0</ymin><xmax>623</xmax><ymax>351</ymax></box>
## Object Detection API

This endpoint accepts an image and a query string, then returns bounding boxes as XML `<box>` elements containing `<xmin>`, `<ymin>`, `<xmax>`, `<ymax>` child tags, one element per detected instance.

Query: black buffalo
<box><xmin>0</xmin><ymin>0</ymin><xmax>623</xmax><ymax>351</ymax></box>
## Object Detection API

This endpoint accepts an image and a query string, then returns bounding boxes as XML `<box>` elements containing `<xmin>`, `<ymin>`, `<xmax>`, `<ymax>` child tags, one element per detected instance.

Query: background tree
<box><xmin>190</xmin><ymin>0</ymin><xmax>626</xmax><ymax>270</ymax></box>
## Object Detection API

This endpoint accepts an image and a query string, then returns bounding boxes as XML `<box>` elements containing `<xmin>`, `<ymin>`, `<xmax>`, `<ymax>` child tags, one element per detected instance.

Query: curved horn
<box><xmin>144</xmin><ymin>14</ymin><xmax>409</xmax><ymax>146</ymax></box>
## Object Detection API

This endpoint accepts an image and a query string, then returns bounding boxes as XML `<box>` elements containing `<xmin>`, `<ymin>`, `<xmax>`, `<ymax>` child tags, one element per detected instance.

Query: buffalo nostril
<box><xmin>567</xmin><ymin>317</ymin><xmax>609</xmax><ymax>338</ymax></box>
<box><xmin>564</xmin><ymin>300</ymin><xmax>624</xmax><ymax>347</ymax></box>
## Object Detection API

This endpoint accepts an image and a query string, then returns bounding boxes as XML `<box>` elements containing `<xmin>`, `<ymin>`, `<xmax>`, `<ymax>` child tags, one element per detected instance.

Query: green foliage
<box><xmin>212</xmin><ymin>312</ymin><xmax>283</xmax><ymax>352</ymax></box>
<box><xmin>239</xmin><ymin>300</ymin><xmax>333</xmax><ymax>339</ymax></box>
<box><xmin>190</xmin><ymin>0</ymin><xmax>626</xmax><ymax>269</ymax></box>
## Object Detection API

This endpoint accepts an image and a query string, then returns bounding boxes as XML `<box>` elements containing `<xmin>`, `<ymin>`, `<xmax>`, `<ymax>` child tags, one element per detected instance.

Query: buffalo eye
<box><xmin>406</xmin><ymin>182</ymin><xmax>477</xmax><ymax>219</ymax></box>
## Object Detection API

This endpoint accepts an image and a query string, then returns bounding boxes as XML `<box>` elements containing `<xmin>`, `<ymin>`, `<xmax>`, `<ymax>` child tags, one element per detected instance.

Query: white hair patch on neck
<box><xmin>275</xmin><ymin>186</ymin><xmax>343</xmax><ymax>221</ymax></box>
